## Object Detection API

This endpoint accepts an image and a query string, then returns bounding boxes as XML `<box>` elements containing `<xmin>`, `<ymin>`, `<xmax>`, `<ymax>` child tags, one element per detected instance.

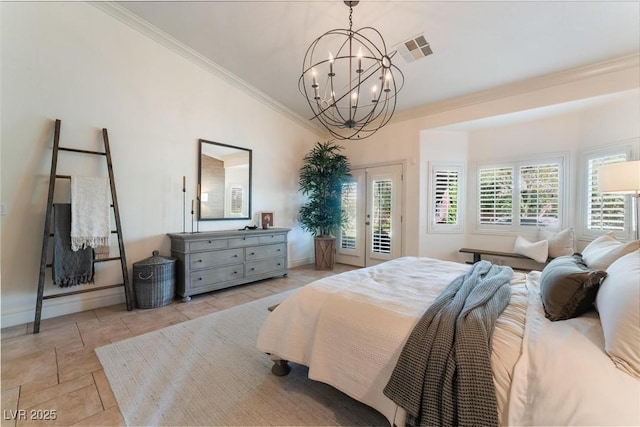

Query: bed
<box><xmin>257</xmin><ymin>245</ymin><xmax>640</xmax><ymax>426</ymax></box>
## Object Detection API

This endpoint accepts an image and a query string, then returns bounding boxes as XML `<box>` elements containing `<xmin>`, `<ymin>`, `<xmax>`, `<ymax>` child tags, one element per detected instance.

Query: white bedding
<box><xmin>256</xmin><ymin>257</ymin><xmax>528</xmax><ymax>425</ymax></box>
<box><xmin>256</xmin><ymin>256</ymin><xmax>640</xmax><ymax>426</ymax></box>
<box><xmin>508</xmin><ymin>271</ymin><xmax>640</xmax><ymax>426</ymax></box>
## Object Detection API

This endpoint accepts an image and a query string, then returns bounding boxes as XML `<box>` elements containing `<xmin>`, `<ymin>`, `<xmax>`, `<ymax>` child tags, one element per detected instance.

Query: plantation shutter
<box><xmin>341</xmin><ymin>182</ymin><xmax>357</xmax><ymax>250</ymax></box>
<box><xmin>434</xmin><ymin>169</ymin><xmax>459</xmax><ymax>225</ymax></box>
<box><xmin>372</xmin><ymin>179</ymin><xmax>392</xmax><ymax>254</ymax></box>
<box><xmin>519</xmin><ymin>163</ymin><xmax>560</xmax><ymax>226</ymax></box>
<box><xmin>587</xmin><ymin>153</ymin><xmax>628</xmax><ymax>231</ymax></box>
<box><xmin>230</xmin><ymin>187</ymin><xmax>243</xmax><ymax>214</ymax></box>
<box><xmin>479</xmin><ymin>166</ymin><xmax>513</xmax><ymax>225</ymax></box>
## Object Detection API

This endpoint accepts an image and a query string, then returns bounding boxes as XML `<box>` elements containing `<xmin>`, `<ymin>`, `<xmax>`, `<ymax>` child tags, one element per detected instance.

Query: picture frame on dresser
<box><xmin>261</xmin><ymin>212</ymin><xmax>274</xmax><ymax>229</ymax></box>
<box><xmin>167</xmin><ymin>228</ymin><xmax>290</xmax><ymax>301</ymax></box>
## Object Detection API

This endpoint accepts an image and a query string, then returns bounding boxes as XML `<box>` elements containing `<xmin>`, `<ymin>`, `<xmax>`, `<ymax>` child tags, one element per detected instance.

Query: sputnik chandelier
<box><xmin>299</xmin><ymin>0</ymin><xmax>404</xmax><ymax>140</ymax></box>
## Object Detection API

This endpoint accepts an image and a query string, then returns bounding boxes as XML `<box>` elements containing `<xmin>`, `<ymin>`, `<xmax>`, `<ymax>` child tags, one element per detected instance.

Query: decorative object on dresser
<box><xmin>168</xmin><ymin>228</ymin><xmax>290</xmax><ymax>301</ymax></box>
<box><xmin>261</xmin><ymin>212</ymin><xmax>273</xmax><ymax>229</ymax></box>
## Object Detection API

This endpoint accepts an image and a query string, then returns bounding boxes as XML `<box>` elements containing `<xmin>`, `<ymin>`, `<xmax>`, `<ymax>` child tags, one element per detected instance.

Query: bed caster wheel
<box><xmin>272</xmin><ymin>360</ymin><xmax>290</xmax><ymax>376</ymax></box>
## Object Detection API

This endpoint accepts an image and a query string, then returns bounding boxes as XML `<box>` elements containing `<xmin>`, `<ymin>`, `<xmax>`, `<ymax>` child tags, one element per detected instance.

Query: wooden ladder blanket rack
<box><xmin>34</xmin><ymin>119</ymin><xmax>134</xmax><ymax>333</ymax></box>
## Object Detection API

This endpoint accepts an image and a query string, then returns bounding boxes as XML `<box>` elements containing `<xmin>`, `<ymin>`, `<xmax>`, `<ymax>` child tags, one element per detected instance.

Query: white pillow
<box><xmin>582</xmin><ymin>232</ymin><xmax>640</xmax><ymax>270</ymax></box>
<box><xmin>538</xmin><ymin>227</ymin><xmax>575</xmax><ymax>258</ymax></box>
<box><xmin>596</xmin><ymin>249</ymin><xmax>640</xmax><ymax>379</ymax></box>
<box><xmin>514</xmin><ymin>236</ymin><xmax>549</xmax><ymax>263</ymax></box>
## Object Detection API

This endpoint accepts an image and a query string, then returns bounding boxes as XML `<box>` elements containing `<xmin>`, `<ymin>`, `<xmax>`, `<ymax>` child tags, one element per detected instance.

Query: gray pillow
<box><xmin>540</xmin><ymin>253</ymin><xmax>607</xmax><ymax>321</ymax></box>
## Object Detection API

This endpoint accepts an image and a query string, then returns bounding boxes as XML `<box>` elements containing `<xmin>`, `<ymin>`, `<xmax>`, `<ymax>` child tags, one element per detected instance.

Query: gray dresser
<box><xmin>167</xmin><ymin>228</ymin><xmax>290</xmax><ymax>301</ymax></box>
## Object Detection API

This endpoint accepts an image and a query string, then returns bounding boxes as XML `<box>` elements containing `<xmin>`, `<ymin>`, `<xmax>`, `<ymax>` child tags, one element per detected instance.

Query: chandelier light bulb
<box><xmin>329</xmin><ymin>52</ymin><xmax>335</xmax><ymax>76</ymax></box>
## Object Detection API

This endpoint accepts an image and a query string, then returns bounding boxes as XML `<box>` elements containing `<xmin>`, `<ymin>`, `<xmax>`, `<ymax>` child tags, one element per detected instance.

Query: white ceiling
<box><xmin>115</xmin><ymin>1</ymin><xmax>640</xmax><ymax>128</ymax></box>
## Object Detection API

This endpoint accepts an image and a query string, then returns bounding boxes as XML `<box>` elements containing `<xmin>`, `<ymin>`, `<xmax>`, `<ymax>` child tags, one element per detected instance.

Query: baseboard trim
<box><xmin>289</xmin><ymin>257</ymin><xmax>313</xmax><ymax>269</ymax></box>
<box><xmin>1</xmin><ymin>288</ymin><xmax>126</xmax><ymax>329</ymax></box>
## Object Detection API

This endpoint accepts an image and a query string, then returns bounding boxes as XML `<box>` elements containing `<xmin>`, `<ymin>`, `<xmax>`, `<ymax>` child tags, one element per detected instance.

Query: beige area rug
<box><xmin>95</xmin><ymin>290</ymin><xmax>388</xmax><ymax>426</ymax></box>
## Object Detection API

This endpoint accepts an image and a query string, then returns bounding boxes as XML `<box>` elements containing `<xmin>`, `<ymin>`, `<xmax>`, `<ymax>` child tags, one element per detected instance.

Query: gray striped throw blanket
<box><xmin>383</xmin><ymin>260</ymin><xmax>512</xmax><ymax>427</ymax></box>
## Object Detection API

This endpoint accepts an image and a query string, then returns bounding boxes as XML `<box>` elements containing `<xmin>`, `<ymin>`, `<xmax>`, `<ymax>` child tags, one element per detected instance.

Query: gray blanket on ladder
<box><xmin>383</xmin><ymin>260</ymin><xmax>512</xmax><ymax>427</ymax></box>
<box><xmin>53</xmin><ymin>203</ymin><xmax>94</xmax><ymax>286</ymax></box>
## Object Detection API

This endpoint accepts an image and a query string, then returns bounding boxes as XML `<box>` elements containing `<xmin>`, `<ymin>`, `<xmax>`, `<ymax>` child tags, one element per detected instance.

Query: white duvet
<box><xmin>256</xmin><ymin>257</ymin><xmax>640</xmax><ymax>426</ymax></box>
<box><xmin>257</xmin><ymin>257</ymin><xmax>527</xmax><ymax>425</ymax></box>
<box><xmin>508</xmin><ymin>271</ymin><xmax>640</xmax><ymax>426</ymax></box>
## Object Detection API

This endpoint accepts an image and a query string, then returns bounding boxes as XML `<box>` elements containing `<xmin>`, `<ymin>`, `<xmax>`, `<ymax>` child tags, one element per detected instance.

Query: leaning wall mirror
<box><xmin>198</xmin><ymin>139</ymin><xmax>252</xmax><ymax>220</ymax></box>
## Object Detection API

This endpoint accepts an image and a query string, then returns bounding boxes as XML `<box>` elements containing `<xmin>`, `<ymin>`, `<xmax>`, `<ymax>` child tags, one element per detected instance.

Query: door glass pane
<box><xmin>372</xmin><ymin>179</ymin><xmax>392</xmax><ymax>254</ymax></box>
<box><xmin>341</xmin><ymin>182</ymin><xmax>357</xmax><ymax>250</ymax></box>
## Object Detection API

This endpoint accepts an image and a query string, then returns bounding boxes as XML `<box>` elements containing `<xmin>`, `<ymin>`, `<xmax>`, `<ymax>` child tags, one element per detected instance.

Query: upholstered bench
<box><xmin>459</xmin><ymin>248</ymin><xmax>550</xmax><ymax>271</ymax></box>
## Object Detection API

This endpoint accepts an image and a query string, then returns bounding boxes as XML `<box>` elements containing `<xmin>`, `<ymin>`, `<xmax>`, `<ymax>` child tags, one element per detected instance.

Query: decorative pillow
<box><xmin>514</xmin><ymin>235</ymin><xmax>548</xmax><ymax>263</ymax></box>
<box><xmin>596</xmin><ymin>249</ymin><xmax>640</xmax><ymax>379</ymax></box>
<box><xmin>582</xmin><ymin>232</ymin><xmax>640</xmax><ymax>270</ymax></box>
<box><xmin>539</xmin><ymin>253</ymin><xmax>607</xmax><ymax>321</ymax></box>
<box><xmin>538</xmin><ymin>227</ymin><xmax>575</xmax><ymax>258</ymax></box>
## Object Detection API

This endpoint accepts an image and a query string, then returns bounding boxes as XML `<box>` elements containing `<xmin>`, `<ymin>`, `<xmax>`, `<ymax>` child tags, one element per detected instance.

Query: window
<box><xmin>478</xmin><ymin>166</ymin><xmax>513</xmax><ymax>226</ymax></box>
<box><xmin>340</xmin><ymin>181</ymin><xmax>357</xmax><ymax>250</ymax></box>
<box><xmin>476</xmin><ymin>156</ymin><xmax>565</xmax><ymax>232</ymax></box>
<box><xmin>583</xmin><ymin>149</ymin><xmax>629</xmax><ymax>236</ymax></box>
<box><xmin>429</xmin><ymin>163</ymin><xmax>464</xmax><ymax>232</ymax></box>
<box><xmin>230</xmin><ymin>186</ymin><xmax>243</xmax><ymax>215</ymax></box>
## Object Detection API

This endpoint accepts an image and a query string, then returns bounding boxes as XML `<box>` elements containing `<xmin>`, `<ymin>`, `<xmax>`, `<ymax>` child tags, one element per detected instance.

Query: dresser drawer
<box><xmin>189</xmin><ymin>238</ymin><xmax>228</xmax><ymax>252</ymax></box>
<box><xmin>229</xmin><ymin>236</ymin><xmax>260</xmax><ymax>247</ymax></box>
<box><xmin>245</xmin><ymin>257</ymin><xmax>286</xmax><ymax>277</ymax></box>
<box><xmin>189</xmin><ymin>264</ymin><xmax>243</xmax><ymax>289</ymax></box>
<box><xmin>245</xmin><ymin>243</ymin><xmax>285</xmax><ymax>261</ymax></box>
<box><xmin>259</xmin><ymin>233</ymin><xmax>285</xmax><ymax>244</ymax></box>
<box><xmin>189</xmin><ymin>248</ymin><xmax>242</xmax><ymax>270</ymax></box>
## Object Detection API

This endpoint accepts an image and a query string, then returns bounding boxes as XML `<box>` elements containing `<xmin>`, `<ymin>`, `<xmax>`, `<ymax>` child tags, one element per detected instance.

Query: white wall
<box><xmin>0</xmin><ymin>2</ymin><xmax>318</xmax><ymax>327</ymax></box>
<box><xmin>419</xmin><ymin>130</ymin><xmax>469</xmax><ymax>260</ymax></box>
<box><xmin>344</xmin><ymin>76</ymin><xmax>639</xmax><ymax>266</ymax></box>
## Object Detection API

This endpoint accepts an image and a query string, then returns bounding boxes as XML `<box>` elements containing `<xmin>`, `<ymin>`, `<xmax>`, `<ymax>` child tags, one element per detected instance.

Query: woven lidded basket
<box><xmin>133</xmin><ymin>250</ymin><xmax>176</xmax><ymax>309</ymax></box>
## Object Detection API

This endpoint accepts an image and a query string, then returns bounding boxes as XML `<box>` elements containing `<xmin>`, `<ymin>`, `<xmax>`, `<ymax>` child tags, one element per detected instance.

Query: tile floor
<box><xmin>1</xmin><ymin>263</ymin><xmax>357</xmax><ymax>427</ymax></box>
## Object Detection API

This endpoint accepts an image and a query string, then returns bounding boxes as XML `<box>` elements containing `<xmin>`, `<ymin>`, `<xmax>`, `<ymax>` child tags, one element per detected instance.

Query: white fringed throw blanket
<box><xmin>383</xmin><ymin>260</ymin><xmax>513</xmax><ymax>427</ymax></box>
<box><xmin>71</xmin><ymin>175</ymin><xmax>110</xmax><ymax>252</ymax></box>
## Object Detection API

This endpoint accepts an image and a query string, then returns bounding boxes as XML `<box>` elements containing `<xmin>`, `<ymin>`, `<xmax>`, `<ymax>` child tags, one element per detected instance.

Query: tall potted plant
<box><xmin>299</xmin><ymin>141</ymin><xmax>351</xmax><ymax>270</ymax></box>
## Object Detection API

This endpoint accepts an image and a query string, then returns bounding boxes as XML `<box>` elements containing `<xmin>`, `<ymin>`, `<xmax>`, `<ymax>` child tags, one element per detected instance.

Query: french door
<box><xmin>336</xmin><ymin>164</ymin><xmax>403</xmax><ymax>267</ymax></box>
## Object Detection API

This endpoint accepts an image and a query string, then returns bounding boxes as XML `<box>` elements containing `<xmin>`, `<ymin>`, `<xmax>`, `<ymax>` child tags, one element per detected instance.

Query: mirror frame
<box><xmin>198</xmin><ymin>139</ymin><xmax>252</xmax><ymax>221</ymax></box>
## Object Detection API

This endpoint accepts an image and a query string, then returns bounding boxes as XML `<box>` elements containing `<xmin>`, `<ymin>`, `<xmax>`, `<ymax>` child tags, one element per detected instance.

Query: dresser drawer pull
<box><xmin>197</xmin><ymin>259</ymin><xmax>203</xmax><ymax>263</ymax></box>
<box><xmin>277</xmin><ymin>263</ymin><xmax>281</xmax><ymax>266</ymax></box>
<box><xmin>198</xmin><ymin>277</ymin><xmax>202</xmax><ymax>281</ymax></box>
<box><xmin>208</xmin><ymin>240</ymin><xmax>213</xmax><ymax>243</ymax></box>
<box><xmin>250</xmin><ymin>267</ymin><xmax>255</xmax><ymax>271</ymax></box>
<box><xmin>277</xmin><ymin>248</ymin><xmax>281</xmax><ymax>252</ymax></box>
<box><xmin>249</xmin><ymin>252</ymin><xmax>255</xmax><ymax>255</ymax></box>
<box><xmin>233</xmin><ymin>254</ymin><xmax>238</xmax><ymax>257</ymax></box>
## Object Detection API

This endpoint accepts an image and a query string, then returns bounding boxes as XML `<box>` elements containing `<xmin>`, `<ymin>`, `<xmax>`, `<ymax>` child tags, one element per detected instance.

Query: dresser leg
<box><xmin>271</xmin><ymin>359</ymin><xmax>290</xmax><ymax>376</ymax></box>
<box><xmin>182</xmin><ymin>295</ymin><xmax>191</xmax><ymax>302</ymax></box>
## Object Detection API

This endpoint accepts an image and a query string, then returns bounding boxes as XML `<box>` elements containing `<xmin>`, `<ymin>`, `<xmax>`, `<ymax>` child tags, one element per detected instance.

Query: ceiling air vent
<box><xmin>394</xmin><ymin>34</ymin><xmax>433</xmax><ymax>64</ymax></box>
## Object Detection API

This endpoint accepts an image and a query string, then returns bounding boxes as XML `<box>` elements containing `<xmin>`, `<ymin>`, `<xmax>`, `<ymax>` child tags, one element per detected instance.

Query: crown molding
<box><xmin>392</xmin><ymin>53</ymin><xmax>640</xmax><ymax>124</ymax></box>
<box><xmin>89</xmin><ymin>1</ymin><xmax>325</xmax><ymax>137</ymax></box>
